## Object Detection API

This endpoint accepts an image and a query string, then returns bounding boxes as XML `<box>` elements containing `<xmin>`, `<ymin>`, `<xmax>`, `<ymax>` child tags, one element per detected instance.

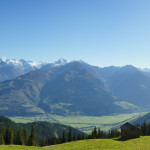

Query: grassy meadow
<box><xmin>1</xmin><ymin>136</ymin><xmax>150</xmax><ymax>150</ymax></box>
<box><xmin>9</xmin><ymin>112</ymin><xmax>146</xmax><ymax>133</ymax></box>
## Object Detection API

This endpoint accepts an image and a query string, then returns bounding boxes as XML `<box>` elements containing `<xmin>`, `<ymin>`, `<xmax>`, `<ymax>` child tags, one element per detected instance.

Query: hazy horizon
<box><xmin>1</xmin><ymin>56</ymin><xmax>150</xmax><ymax>69</ymax></box>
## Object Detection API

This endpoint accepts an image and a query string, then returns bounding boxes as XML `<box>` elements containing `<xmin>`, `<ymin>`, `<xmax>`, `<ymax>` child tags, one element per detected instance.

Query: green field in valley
<box><xmin>1</xmin><ymin>136</ymin><xmax>150</xmax><ymax>150</ymax></box>
<box><xmin>9</xmin><ymin>112</ymin><xmax>147</xmax><ymax>133</ymax></box>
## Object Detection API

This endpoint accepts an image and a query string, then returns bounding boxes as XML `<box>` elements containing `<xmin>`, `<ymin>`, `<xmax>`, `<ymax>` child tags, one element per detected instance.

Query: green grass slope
<box><xmin>47</xmin><ymin>137</ymin><xmax>150</xmax><ymax>150</ymax></box>
<box><xmin>1</xmin><ymin>136</ymin><xmax>150</xmax><ymax>150</ymax></box>
<box><xmin>0</xmin><ymin>145</ymin><xmax>42</xmax><ymax>150</ymax></box>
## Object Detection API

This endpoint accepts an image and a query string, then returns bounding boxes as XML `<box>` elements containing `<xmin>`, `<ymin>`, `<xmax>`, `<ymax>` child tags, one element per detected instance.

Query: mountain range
<box><xmin>0</xmin><ymin>57</ymin><xmax>150</xmax><ymax>117</ymax></box>
<box><xmin>0</xmin><ymin>57</ymin><xmax>70</xmax><ymax>82</ymax></box>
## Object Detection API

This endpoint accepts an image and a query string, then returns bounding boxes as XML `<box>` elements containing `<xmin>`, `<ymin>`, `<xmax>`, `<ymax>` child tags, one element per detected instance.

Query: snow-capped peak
<box><xmin>1</xmin><ymin>57</ymin><xmax>7</xmax><ymax>62</ymax></box>
<box><xmin>54</xmin><ymin>57</ymin><xmax>69</xmax><ymax>66</ymax></box>
<box><xmin>0</xmin><ymin>57</ymin><xmax>22</xmax><ymax>68</ymax></box>
<box><xmin>0</xmin><ymin>57</ymin><xmax>47</xmax><ymax>71</ymax></box>
<box><xmin>78</xmin><ymin>60</ymin><xmax>86</xmax><ymax>64</ymax></box>
<box><xmin>27</xmin><ymin>61</ymin><xmax>47</xmax><ymax>68</ymax></box>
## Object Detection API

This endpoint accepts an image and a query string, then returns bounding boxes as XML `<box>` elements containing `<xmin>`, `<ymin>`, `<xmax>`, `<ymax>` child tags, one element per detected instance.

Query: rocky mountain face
<box><xmin>103</xmin><ymin>65</ymin><xmax>150</xmax><ymax>108</ymax></box>
<box><xmin>0</xmin><ymin>57</ymin><xmax>47</xmax><ymax>82</ymax></box>
<box><xmin>0</xmin><ymin>57</ymin><xmax>70</xmax><ymax>82</ymax></box>
<box><xmin>0</xmin><ymin>61</ymin><xmax>140</xmax><ymax>117</ymax></box>
<box><xmin>0</xmin><ymin>58</ymin><xmax>150</xmax><ymax>117</ymax></box>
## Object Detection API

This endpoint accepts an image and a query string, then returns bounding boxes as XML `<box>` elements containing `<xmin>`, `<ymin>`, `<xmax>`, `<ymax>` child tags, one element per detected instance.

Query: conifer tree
<box><xmin>0</xmin><ymin>134</ymin><xmax>4</xmax><ymax>145</ymax></box>
<box><xmin>5</xmin><ymin>127</ymin><xmax>14</xmax><ymax>145</ymax></box>
<box><xmin>101</xmin><ymin>131</ymin><xmax>104</xmax><ymax>138</ymax></box>
<box><xmin>68</xmin><ymin>127</ymin><xmax>72</xmax><ymax>142</ymax></box>
<box><xmin>73</xmin><ymin>132</ymin><xmax>76</xmax><ymax>141</ymax></box>
<box><xmin>77</xmin><ymin>134</ymin><xmax>82</xmax><ymax>140</ymax></box>
<box><xmin>39</xmin><ymin>138</ymin><xmax>46</xmax><ymax>147</ymax></box>
<box><xmin>148</xmin><ymin>122</ymin><xmax>150</xmax><ymax>135</ymax></box>
<box><xmin>88</xmin><ymin>134</ymin><xmax>91</xmax><ymax>139</ymax></box>
<box><xmin>29</xmin><ymin>125</ymin><xmax>37</xmax><ymax>146</ymax></box>
<box><xmin>142</xmin><ymin>121</ymin><xmax>147</xmax><ymax>136</ymax></box>
<box><xmin>82</xmin><ymin>134</ymin><xmax>85</xmax><ymax>140</ymax></box>
<box><xmin>16</xmin><ymin>129</ymin><xmax>24</xmax><ymax>145</ymax></box>
<box><xmin>94</xmin><ymin>127</ymin><xmax>98</xmax><ymax>138</ymax></box>
<box><xmin>61</xmin><ymin>130</ymin><xmax>67</xmax><ymax>143</ymax></box>
<box><xmin>0</xmin><ymin>127</ymin><xmax>6</xmax><ymax>138</ymax></box>
<box><xmin>22</xmin><ymin>128</ymin><xmax>29</xmax><ymax>145</ymax></box>
<box><xmin>98</xmin><ymin>128</ymin><xmax>101</xmax><ymax>138</ymax></box>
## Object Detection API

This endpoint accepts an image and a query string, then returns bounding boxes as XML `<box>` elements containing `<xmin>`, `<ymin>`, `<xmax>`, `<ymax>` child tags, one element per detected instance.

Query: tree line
<box><xmin>0</xmin><ymin>125</ymin><xmax>86</xmax><ymax>146</ymax></box>
<box><xmin>4</xmin><ymin>122</ymin><xmax>150</xmax><ymax>147</ymax></box>
<box><xmin>88</xmin><ymin>121</ymin><xmax>150</xmax><ymax>140</ymax></box>
<box><xmin>40</xmin><ymin>127</ymin><xmax>86</xmax><ymax>146</ymax></box>
<box><xmin>40</xmin><ymin>127</ymin><xmax>121</xmax><ymax>146</ymax></box>
<box><xmin>140</xmin><ymin>121</ymin><xmax>150</xmax><ymax>136</ymax></box>
<box><xmin>0</xmin><ymin>125</ymin><xmax>37</xmax><ymax>146</ymax></box>
<box><xmin>88</xmin><ymin>127</ymin><xmax>120</xmax><ymax>139</ymax></box>
<box><xmin>0</xmin><ymin>125</ymin><xmax>122</xmax><ymax>146</ymax></box>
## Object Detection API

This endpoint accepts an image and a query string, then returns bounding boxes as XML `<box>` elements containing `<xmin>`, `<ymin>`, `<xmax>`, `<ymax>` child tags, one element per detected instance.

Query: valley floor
<box><xmin>9</xmin><ymin>112</ymin><xmax>146</xmax><ymax>133</ymax></box>
<box><xmin>1</xmin><ymin>136</ymin><xmax>150</xmax><ymax>150</ymax></box>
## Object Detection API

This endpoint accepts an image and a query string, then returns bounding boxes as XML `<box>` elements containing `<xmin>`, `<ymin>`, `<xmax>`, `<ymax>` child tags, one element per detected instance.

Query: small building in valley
<box><xmin>120</xmin><ymin>122</ymin><xmax>140</xmax><ymax>139</ymax></box>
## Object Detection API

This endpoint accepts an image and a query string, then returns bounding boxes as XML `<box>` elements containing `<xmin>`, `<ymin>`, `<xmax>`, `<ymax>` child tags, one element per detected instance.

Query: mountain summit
<box><xmin>0</xmin><ymin>57</ymin><xmax>71</xmax><ymax>82</ymax></box>
<box><xmin>0</xmin><ymin>57</ymin><xmax>47</xmax><ymax>82</ymax></box>
<box><xmin>0</xmin><ymin>61</ymin><xmax>139</xmax><ymax>116</ymax></box>
<box><xmin>0</xmin><ymin>57</ymin><xmax>150</xmax><ymax>117</ymax></box>
<box><xmin>54</xmin><ymin>57</ymin><xmax>69</xmax><ymax>66</ymax></box>
<box><xmin>0</xmin><ymin>57</ymin><xmax>46</xmax><ymax>69</ymax></box>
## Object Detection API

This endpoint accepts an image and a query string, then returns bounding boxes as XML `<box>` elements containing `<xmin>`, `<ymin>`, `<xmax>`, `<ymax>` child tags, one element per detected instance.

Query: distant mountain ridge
<box><xmin>0</xmin><ymin>61</ymin><xmax>140</xmax><ymax>117</ymax></box>
<box><xmin>0</xmin><ymin>57</ymin><xmax>150</xmax><ymax>117</ymax></box>
<box><xmin>0</xmin><ymin>57</ymin><xmax>70</xmax><ymax>82</ymax></box>
<box><xmin>0</xmin><ymin>57</ymin><xmax>149</xmax><ymax>83</ymax></box>
<box><xmin>0</xmin><ymin>57</ymin><xmax>46</xmax><ymax>69</ymax></box>
<box><xmin>105</xmin><ymin>65</ymin><xmax>150</xmax><ymax>108</ymax></box>
<box><xmin>0</xmin><ymin>57</ymin><xmax>47</xmax><ymax>82</ymax></box>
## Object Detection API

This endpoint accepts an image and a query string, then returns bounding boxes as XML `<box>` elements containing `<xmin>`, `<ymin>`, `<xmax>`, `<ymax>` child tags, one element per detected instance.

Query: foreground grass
<box><xmin>47</xmin><ymin>136</ymin><xmax>150</xmax><ymax>150</ymax></box>
<box><xmin>1</xmin><ymin>136</ymin><xmax>150</xmax><ymax>150</ymax></box>
<box><xmin>0</xmin><ymin>145</ymin><xmax>42</xmax><ymax>150</ymax></box>
<box><xmin>9</xmin><ymin>112</ymin><xmax>146</xmax><ymax>133</ymax></box>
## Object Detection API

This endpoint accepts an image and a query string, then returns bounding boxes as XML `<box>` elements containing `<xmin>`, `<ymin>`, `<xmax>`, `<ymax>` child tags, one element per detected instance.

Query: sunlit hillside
<box><xmin>1</xmin><ymin>136</ymin><xmax>150</xmax><ymax>150</ymax></box>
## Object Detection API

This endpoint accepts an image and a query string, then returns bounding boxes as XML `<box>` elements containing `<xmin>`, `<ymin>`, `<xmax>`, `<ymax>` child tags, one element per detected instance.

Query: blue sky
<box><xmin>0</xmin><ymin>0</ymin><xmax>150</xmax><ymax>67</ymax></box>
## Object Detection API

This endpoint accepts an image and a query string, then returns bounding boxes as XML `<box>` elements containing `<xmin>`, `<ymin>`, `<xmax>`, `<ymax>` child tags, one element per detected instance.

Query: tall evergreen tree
<box><xmin>142</xmin><ymin>121</ymin><xmax>147</xmax><ymax>136</ymax></box>
<box><xmin>73</xmin><ymin>132</ymin><xmax>76</xmax><ymax>141</ymax></box>
<box><xmin>148</xmin><ymin>122</ymin><xmax>150</xmax><ymax>135</ymax></box>
<box><xmin>39</xmin><ymin>138</ymin><xmax>46</xmax><ymax>147</ymax></box>
<box><xmin>29</xmin><ymin>125</ymin><xmax>37</xmax><ymax>146</ymax></box>
<box><xmin>93</xmin><ymin>127</ymin><xmax>97</xmax><ymax>138</ymax></box>
<box><xmin>68</xmin><ymin>127</ymin><xmax>72</xmax><ymax>142</ymax></box>
<box><xmin>98</xmin><ymin>128</ymin><xmax>101</xmax><ymax>138</ymax></box>
<box><xmin>16</xmin><ymin>129</ymin><xmax>24</xmax><ymax>145</ymax></box>
<box><xmin>0</xmin><ymin>134</ymin><xmax>4</xmax><ymax>145</ymax></box>
<box><xmin>22</xmin><ymin>128</ymin><xmax>29</xmax><ymax>145</ymax></box>
<box><xmin>77</xmin><ymin>134</ymin><xmax>82</xmax><ymax>140</ymax></box>
<box><xmin>82</xmin><ymin>134</ymin><xmax>85</xmax><ymax>140</ymax></box>
<box><xmin>0</xmin><ymin>127</ymin><xmax>6</xmax><ymax>138</ymax></box>
<box><xmin>91</xmin><ymin>127</ymin><xmax>97</xmax><ymax>139</ymax></box>
<box><xmin>5</xmin><ymin>127</ymin><xmax>14</xmax><ymax>145</ymax></box>
<box><xmin>61</xmin><ymin>130</ymin><xmax>67</xmax><ymax>143</ymax></box>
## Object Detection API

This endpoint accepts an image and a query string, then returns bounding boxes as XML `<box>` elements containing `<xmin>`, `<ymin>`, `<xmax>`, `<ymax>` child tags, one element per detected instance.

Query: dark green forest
<box><xmin>0</xmin><ymin>115</ymin><xmax>150</xmax><ymax>147</ymax></box>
